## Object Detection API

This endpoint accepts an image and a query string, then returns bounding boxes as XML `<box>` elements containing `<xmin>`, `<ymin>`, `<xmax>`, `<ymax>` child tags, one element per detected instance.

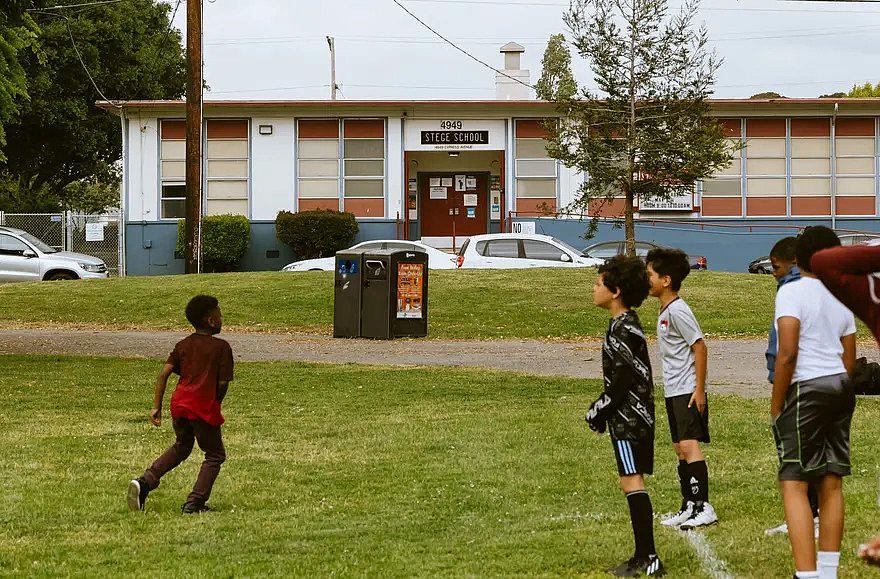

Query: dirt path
<box><xmin>7</xmin><ymin>329</ymin><xmax>874</xmax><ymax>398</ymax></box>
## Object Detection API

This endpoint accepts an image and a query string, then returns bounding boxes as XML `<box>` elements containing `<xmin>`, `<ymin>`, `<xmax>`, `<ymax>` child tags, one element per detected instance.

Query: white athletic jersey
<box><xmin>774</xmin><ymin>276</ymin><xmax>856</xmax><ymax>383</ymax></box>
<box><xmin>657</xmin><ymin>298</ymin><xmax>704</xmax><ymax>398</ymax></box>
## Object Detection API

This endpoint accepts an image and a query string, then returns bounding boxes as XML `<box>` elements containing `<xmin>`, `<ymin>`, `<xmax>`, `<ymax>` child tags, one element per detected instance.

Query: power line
<box><xmin>404</xmin><ymin>0</ymin><xmax>880</xmax><ymax>12</ymax></box>
<box><xmin>27</xmin><ymin>0</ymin><xmax>128</xmax><ymax>11</ymax></box>
<box><xmin>63</xmin><ymin>17</ymin><xmax>123</xmax><ymax>108</ymax></box>
<box><xmin>392</xmin><ymin>0</ymin><xmax>536</xmax><ymax>90</ymax></box>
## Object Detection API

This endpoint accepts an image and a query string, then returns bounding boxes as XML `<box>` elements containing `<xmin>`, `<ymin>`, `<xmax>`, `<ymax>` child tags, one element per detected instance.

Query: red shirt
<box><xmin>812</xmin><ymin>245</ymin><xmax>880</xmax><ymax>344</ymax></box>
<box><xmin>167</xmin><ymin>334</ymin><xmax>234</xmax><ymax>426</ymax></box>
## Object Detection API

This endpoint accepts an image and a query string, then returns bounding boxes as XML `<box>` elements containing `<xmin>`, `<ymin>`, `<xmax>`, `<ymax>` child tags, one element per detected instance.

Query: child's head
<box><xmin>769</xmin><ymin>236</ymin><xmax>797</xmax><ymax>280</ymax></box>
<box><xmin>594</xmin><ymin>255</ymin><xmax>650</xmax><ymax>310</ymax></box>
<box><xmin>185</xmin><ymin>294</ymin><xmax>222</xmax><ymax>334</ymax></box>
<box><xmin>796</xmin><ymin>226</ymin><xmax>840</xmax><ymax>274</ymax></box>
<box><xmin>645</xmin><ymin>247</ymin><xmax>690</xmax><ymax>297</ymax></box>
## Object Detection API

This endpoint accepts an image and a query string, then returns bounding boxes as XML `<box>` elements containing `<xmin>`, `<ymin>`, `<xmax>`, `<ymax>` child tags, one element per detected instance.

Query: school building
<box><xmin>101</xmin><ymin>44</ymin><xmax>880</xmax><ymax>275</ymax></box>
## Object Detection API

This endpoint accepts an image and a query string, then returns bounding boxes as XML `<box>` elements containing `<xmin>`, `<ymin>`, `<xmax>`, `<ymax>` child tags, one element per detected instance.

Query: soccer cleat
<box><xmin>660</xmin><ymin>501</ymin><xmax>694</xmax><ymax>527</ymax></box>
<box><xmin>607</xmin><ymin>555</ymin><xmax>665</xmax><ymax>577</ymax></box>
<box><xmin>765</xmin><ymin>521</ymin><xmax>788</xmax><ymax>536</ymax></box>
<box><xmin>127</xmin><ymin>477</ymin><xmax>149</xmax><ymax>512</ymax></box>
<box><xmin>679</xmin><ymin>502</ymin><xmax>718</xmax><ymax>530</ymax></box>
<box><xmin>181</xmin><ymin>501</ymin><xmax>211</xmax><ymax>514</ymax></box>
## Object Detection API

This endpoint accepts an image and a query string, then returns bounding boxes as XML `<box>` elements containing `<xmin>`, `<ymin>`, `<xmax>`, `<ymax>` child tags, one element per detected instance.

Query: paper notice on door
<box><xmin>429</xmin><ymin>187</ymin><xmax>447</xmax><ymax>199</ymax></box>
<box><xmin>466</xmin><ymin>177</ymin><xmax>477</xmax><ymax>189</ymax></box>
<box><xmin>440</xmin><ymin>177</ymin><xmax>453</xmax><ymax>187</ymax></box>
<box><xmin>455</xmin><ymin>174</ymin><xmax>467</xmax><ymax>191</ymax></box>
<box><xmin>429</xmin><ymin>177</ymin><xmax>441</xmax><ymax>187</ymax></box>
<box><xmin>463</xmin><ymin>193</ymin><xmax>478</xmax><ymax>207</ymax></box>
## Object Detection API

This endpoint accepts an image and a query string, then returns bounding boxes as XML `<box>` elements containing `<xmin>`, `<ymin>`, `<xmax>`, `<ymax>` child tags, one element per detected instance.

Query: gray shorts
<box><xmin>772</xmin><ymin>373</ymin><xmax>855</xmax><ymax>481</ymax></box>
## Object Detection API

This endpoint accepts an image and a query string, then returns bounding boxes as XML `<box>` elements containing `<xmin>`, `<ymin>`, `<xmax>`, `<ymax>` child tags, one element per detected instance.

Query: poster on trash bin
<box><xmin>396</xmin><ymin>263</ymin><xmax>424</xmax><ymax>319</ymax></box>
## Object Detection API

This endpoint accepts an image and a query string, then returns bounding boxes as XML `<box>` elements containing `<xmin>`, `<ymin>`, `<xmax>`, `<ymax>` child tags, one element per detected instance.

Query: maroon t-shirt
<box><xmin>813</xmin><ymin>245</ymin><xmax>880</xmax><ymax>344</ymax></box>
<box><xmin>167</xmin><ymin>334</ymin><xmax>234</xmax><ymax>426</ymax></box>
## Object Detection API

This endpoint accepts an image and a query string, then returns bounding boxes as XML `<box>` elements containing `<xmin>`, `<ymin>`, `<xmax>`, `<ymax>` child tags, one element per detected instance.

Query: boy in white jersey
<box><xmin>773</xmin><ymin>226</ymin><xmax>856</xmax><ymax>579</ymax></box>
<box><xmin>646</xmin><ymin>248</ymin><xmax>717</xmax><ymax>530</ymax></box>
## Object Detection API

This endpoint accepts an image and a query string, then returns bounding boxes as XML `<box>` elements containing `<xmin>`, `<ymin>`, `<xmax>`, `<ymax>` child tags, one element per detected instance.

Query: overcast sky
<box><xmin>164</xmin><ymin>0</ymin><xmax>880</xmax><ymax>100</ymax></box>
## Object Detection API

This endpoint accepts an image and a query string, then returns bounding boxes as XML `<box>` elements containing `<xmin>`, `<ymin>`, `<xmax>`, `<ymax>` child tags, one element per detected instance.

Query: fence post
<box><xmin>118</xmin><ymin>212</ymin><xmax>125</xmax><ymax>277</ymax></box>
<box><xmin>0</xmin><ymin>210</ymin><xmax>4</xmax><ymax>226</ymax></box>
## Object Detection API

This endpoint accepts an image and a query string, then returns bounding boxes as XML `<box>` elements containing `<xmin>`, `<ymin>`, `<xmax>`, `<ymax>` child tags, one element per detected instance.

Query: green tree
<box><xmin>544</xmin><ymin>0</ymin><xmax>738</xmax><ymax>254</ymax></box>
<box><xmin>847</xmin><ymin>81</ymin><xmax>880</xmax><ymax>97</ymax></box>
<box><xmin>750</xmin><ymin>91</ymin><xmax>786</xmax><ymax>99</ymax></box>
<box><xmin>0</xmin><ymin>3</ymin><xmax>40</xmax><ymax>162</ymax></box>
<box><xmin>535</xmin><ymin>34</ymin><xmax>577</xmax><ymax>101</ymax></box>
<box><xmin>0</xmin><ymin>0</ymin><xmax>185</xmax><ymax>212</ymax></box>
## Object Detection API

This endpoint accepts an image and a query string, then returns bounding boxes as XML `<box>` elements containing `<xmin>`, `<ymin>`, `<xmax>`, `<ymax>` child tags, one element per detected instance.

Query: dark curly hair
<box><xmin>796</xmin><ymin>226</ymin><xmax>840</xmax><ymax>273</ymax></box>
<box><xmin>646</xmin><ymin>247</ymin><xmax>690</xmax><ymax>292</ymax></box>
<box><xmin>770</xmin><ymin>236</ymin><xmax>797</xmax><ymax>262</ymax></box>
<box><xmin>185</xmin><ymin>294</ymin><xmax>219</xmax><ymax>330</ymax></box>
<box><xmin>598</xmin><ymin>255</ymin><xmax>651</xmax><ymax>308</ymax></box>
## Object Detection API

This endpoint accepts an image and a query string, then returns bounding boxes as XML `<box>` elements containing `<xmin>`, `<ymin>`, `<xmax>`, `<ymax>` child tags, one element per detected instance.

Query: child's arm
<box><xmin>842</xmin><ymin>333</ymin><xmax>856</xmax><ymax>377</ymax></box>
<box><xmin>689</xmin><ymin>338</ymin><xmax>708</xmax><ymax>413</ymax></box>
<box><xmin>771</xmin><ymin>317</ymin><xmax>799</xmax><ymax>418</ymax></box>
<box><xmin>151</xmin><ymin>363</ymin><xmax>175</xmax><ymax>426</ymax></box>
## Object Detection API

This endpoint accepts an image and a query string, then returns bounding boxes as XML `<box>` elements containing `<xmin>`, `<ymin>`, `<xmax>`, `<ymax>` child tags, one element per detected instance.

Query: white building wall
<box><xmin>559</xmin><ymin>164</ymin><xmax>583</xmax><ymax>213</ymax></box>
<box><xmin>250</xmin><ymin>118</ymin><xmax>295</xmax><ymax>220</ymax></box>
<box><xmin>386</xmin><ymin>117</ymin><xmax>403</xmax><ymax>219</ymax></box>
<box><xmin>125</xmin><ymin>115</ymin><xmax>159</xmax><ymax>222</ymax></box>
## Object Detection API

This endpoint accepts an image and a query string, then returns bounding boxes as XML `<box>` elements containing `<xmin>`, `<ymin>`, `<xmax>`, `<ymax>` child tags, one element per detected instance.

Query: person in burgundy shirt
<box><xmin>813</xmin><ymin>241</ymin><xmax>880</xmax><ymax>566</ymax></box>
<box><xmin>126</xmin><ymin>294</ymin><xmax>234</xmax><ymax>514</ymax></box>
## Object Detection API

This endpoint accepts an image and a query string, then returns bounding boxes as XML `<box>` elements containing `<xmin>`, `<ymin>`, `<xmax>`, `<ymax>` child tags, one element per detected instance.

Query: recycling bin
<box><xmin>360</xmin><ymin>249</ymin><xmax>429</xmax><ymax>339</ymax></box>
<box><xmin>333</xmin><ymin>250</ymin><xmax>364</xmax><ymax>338</ymax></box>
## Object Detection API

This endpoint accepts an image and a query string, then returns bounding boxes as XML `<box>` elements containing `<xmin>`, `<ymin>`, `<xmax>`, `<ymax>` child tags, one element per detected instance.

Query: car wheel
<box><xmin>46</xmin><ymin>271</ymin><xmax>77</xmax><ymax>281</ymax></box>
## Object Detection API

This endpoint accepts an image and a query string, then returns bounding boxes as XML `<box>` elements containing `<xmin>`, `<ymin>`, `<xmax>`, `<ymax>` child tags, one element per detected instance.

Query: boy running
<box><xmin>127</xmin><ymin>294</ymin><xmax>233</xmax><ymax>514</ymax></box>
<box><xmin>773</xmin><ymin>226</ymin><xmax>856</xmax><ymax>579</ymax></box>
<box><xmin>585</xmin><ymin>255</ymin><xmax>664</xmax><ymax>576</ymax></box>
<box><xmin>645</xmin><ymin>248</ymin><xmax>717</xmax><ymax>530</ymax></box>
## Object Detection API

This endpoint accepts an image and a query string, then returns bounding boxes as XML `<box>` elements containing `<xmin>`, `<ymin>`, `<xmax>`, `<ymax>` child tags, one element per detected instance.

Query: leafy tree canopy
<box><xmin>749</xmin><ymin>91</ymin><xmax>786</xmax><ymax>99</ymax></box>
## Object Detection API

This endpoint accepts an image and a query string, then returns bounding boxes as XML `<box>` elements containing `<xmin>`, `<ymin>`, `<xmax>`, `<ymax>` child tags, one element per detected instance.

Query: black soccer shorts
<box><xmin>665</xmin><ymin>392</ymin><xmax>710</xmax><ymax>444</ymax></box>
<box><xmin>611</xmin><ymin>437</ymin><xmax>654</xmax><ymax>476</ymax></box>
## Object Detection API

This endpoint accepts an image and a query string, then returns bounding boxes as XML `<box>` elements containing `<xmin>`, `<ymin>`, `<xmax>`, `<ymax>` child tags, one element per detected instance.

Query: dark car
<box><xmin>748</xmin><ymin>256</ymin><xmax>772</xmax><ymax>275</ymax></box>
<box><xmin>748</xmin><ymin>233</ymin><xmax>880</xmax><ymax>274</ymax></box>
<box><xmin>582</xmin><ymin>240</ymin><xmax>707</xmax><ymax>270</ymax></box>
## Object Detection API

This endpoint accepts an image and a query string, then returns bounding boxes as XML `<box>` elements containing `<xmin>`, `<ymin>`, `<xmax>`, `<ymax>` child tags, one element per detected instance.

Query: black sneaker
<box><xmin>127</xmin><ymin>477</ymin><xmax>149</xmax><ymax>511</ymax></box>
<box><xmin>607</xmin><ymin>555</ymin><xmax>665</xmax><ymax>577</ymax></box>
<box><xmin>181</xmin><ymin>501</ymin><xmax>211</xmax><ymax>514</ymax></box>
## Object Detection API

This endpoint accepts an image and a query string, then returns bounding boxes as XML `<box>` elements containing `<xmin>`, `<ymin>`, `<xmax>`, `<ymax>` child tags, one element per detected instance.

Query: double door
<box><xmin>418</xmin><ymin>173</ymin><xmax>488</xmax><ymax>238</ymax></box>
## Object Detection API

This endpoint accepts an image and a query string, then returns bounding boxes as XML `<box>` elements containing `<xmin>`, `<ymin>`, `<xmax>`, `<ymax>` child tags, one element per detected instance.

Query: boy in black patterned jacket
<box><xmin>585</xmin><ymin>255</ymin><xmax>663</xmax><ymax>577</ymax></box>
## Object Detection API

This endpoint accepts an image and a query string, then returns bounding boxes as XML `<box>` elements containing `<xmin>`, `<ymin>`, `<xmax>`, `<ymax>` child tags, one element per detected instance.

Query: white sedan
<box><xmin>281</xmin><ymin>240</ymin><xmax>458</xmax><ymax>271</ymax></box>
<box><xmin>457</xmin><ymin>233</ymin><xmax>604</xmax><ymax>269</ymax></box>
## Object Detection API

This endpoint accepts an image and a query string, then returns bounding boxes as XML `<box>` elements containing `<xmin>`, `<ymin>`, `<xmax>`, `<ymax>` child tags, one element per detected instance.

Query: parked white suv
<box><xmin>457</xmin><ymin>233</ymin><xmax>604</xmax><ymax>269</ymax></box>
<box><xmin>0</xmin><ymin>226</ymin><xmax>109</xmax><ymax>282</ymax></box>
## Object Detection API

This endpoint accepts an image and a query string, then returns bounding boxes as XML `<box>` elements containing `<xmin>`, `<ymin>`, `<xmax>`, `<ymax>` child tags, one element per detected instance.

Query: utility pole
<box><xmin>327</xmin><ymin>36</ymin><xmax>338</xmax><ymax>100</ymax></box>
<box><xmin>185</xmin><ymin>0</ymin><xmax>203</xmax><ymax>274</ymax></box>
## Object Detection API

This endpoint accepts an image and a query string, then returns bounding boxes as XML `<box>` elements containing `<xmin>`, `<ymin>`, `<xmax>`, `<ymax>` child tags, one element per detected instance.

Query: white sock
<box><xmin>817</xmin><ymin>551</ymin><xmax>840</xmax><ymax>579</ymax></box>
<box><xmin>795</xmin><ymin>571</ymin><xmax>819</xmax><ymax>579</ymax></box>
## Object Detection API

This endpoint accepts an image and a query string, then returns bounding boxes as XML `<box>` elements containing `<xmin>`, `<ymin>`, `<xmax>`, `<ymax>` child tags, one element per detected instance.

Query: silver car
<box><xmin>0</xmin><ymin>226</ymin><xmax>108</xmax><ymax>282</ymax></box>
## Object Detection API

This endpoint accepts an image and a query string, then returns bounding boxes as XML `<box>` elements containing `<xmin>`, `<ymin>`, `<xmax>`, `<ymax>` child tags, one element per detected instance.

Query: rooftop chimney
<box><xmin>496</xmin><ymin>42</ymin><xmax>530</xmax><ymax>100</ymax></box>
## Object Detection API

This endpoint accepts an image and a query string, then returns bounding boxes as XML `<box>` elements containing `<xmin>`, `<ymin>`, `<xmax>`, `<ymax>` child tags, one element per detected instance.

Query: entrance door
<box><xmin>419</xmin><ymin>173</ymin><xmax>488</xmax><ymax>238</ymax></box>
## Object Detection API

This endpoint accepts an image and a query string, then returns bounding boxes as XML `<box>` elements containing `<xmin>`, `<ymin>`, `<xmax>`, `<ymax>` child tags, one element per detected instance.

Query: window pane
<box><xmin>162</xmin><ymin>184</ymin><xmax>187</xmax><ymax>199</ymax></box>
<box><xmin>207</xmin><ymin>160</ymin><xmax>248</xmax><ymax>178</ymax></box>
<box><xmin>516</xmin><ymin>159</ymin><xmax>557</xmax><ymax>177</ymax></box>
<box><xmin>836</xmin><ymin>157</ymin><xmax>874</xmax><ymax>174</ymax></box>
<box><xmin>715</xmin><ymin>157</ymin><xmax>741</xmax><ymax>177</ymax></box>
<box><xmin>746</xmin><ymin>158</ymin><xmax>786</xmax><ymax>175</ymax></box>
<box><xmin>486</xmin><ymin>239</ymin><xmax>519</xmax><ymax>258</ymax></box>
<box><xmin>791</xmin><ymin>158</ymin><xmax>829</xmax><ymax>175</ymax></box>
<box><xmin>586</xmin><ymin>243</ymin><xmax>621</xmax><ymax>258</ymax></box>
<box><xmin>344</xmin><ymin>179</ymin><xmax>383</xmax><ymax>197</ymax></box>
<box><xmin>790</xmin><ymin>138</ymin><xmax>830</xmax><ymax>158</ymax></box>
<box><xmin>747</xmin><ymin>178</ymin><xmax>786</xmax><ymax>197</ymax></box>
<box><xmin>161</xmin><ymin>140</ymin><xmax>186</xmax><ymax>160</ymax></box>
<box><xmin>475</xmin><ymin>240</ymin><xmax>487</xmax><ymax>255</ymax></box>
<box><xmin>207</xmin><ymin>180</ymin><xmax>248</xmax><ymax>200</ymax></box>
<box><xmin>515</xmin><ymin>138</ymin><xmax>550</xmax><ymax>158</ymax></box>
<box><xmin>206</xmin><ymin>199</ymin><xmax>248</xmax><ymax>216</ymax></box>
<box><xmin>835</xmin><ymin>138</ymin><xmax>875</xmax><ymax>156</ymax></box>
<box><xmin>298</xmin><ymin>139</ymin><xmax>339</xmax><ymax>159</ymax></box>
<box><xmin>344</xmin><ymin>160</ymin><xmax>384</xmax><ymax>177</ymax></box>
<box><xmin>516</xmin><ymin>178</ymin><xmax>556</xmax><ymax>198</ymax></box>
<box><xmin>791</xmin><ymin>178</ymin><xmax>831</xmax><ymax>196</ymax></box>
<box><xmin>299</xmin><ymin>160</ymin><xmax>339</xmax><ymax>178</ymax></box>
<box><xmin>0</xmin><ymin>234</ymin><xmax>29</xmax><ymax>255</ymax></box>
<box><xmin>161</xmin><ymin>199</ymin><xmax>186</xmax><ymax>219</ymax></box>
<box><xmin>298</xmin><ymin>179</ymin><xmax>339</xmax><ymax>198</ymax></box>
<box><xmin>162</xmin><ymin>161</ymin><xmax>186</xmax><ymax>179</ymax></box>
<box><xmin>837</xmin><ymin>176</ymin><xmax>876</xmax><ymax>196</ymax></box>
<box><xmin>343</xmin><ymin>139</ymin><xmax>384</xmax><ymax>158</ymax></box>
<box><xmin>523</xmin><ymin>240</ymin><xmax>564</xmax><ymax>261</ymax></box>
<box><xmin>701</xmin><ymin>179</ymin><xmax>741</xmax><ymax>197</ymax></box>
<box><xmin>386</xmin><ymin>242</ymin><xmax>423</xmax><ymax>252</ymax></box>
<box><xmin>206</xmin><ymin>140</ymin><xmax>248</xmax><ymax>159</ymax></box>
<box><xmin>746</xmin><ymin>138</ymin><xmax>785</xmax><ymax>157</ymax></box>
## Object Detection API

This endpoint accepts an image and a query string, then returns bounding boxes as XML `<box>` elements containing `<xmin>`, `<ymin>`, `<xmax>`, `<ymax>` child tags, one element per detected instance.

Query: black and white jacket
<box><xmin>586</xmin><ymin>310</ymin><xmax>655</xmax><ymax>441</ymax></box>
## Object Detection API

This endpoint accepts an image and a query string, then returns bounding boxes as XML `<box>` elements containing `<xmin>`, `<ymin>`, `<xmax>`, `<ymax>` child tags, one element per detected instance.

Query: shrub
<box><xmin>176</xmin><ymin>214</ymin><xmax>251</xmax><ymax>272</ymax></box>
<box><xmin>275</xmin><ymin>209</ymin><xmax>359</xmax><ymax>260</ymax></box>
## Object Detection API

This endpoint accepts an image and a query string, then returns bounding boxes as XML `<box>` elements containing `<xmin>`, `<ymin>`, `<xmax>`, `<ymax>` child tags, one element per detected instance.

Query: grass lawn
<box><xmin>0</xmin><ymin>269</ymin><xmax>782</xmax><ymax>339</ymax></box>
<box><xmin>1</xmin><ymin>355</ymin><xmax>880</xmax><ymax>576</ymax></box>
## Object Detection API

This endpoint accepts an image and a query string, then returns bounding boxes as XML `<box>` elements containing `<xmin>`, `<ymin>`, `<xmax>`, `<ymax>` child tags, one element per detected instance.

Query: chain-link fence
<box><xmin>0</xmin><ymin>211</ymin><xmax>123</xmax><ymax>276</ymax></box>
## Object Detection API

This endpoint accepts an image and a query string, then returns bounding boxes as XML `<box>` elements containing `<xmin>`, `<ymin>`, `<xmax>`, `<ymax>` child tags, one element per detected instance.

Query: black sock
<box><xmin>808</xmin><ymin>483</ymin><xmax>820</xmax><ymax>518</ymax></box>
<box><xmin>677</xmin><ymin>460</ymin><xmax>689</xmax><ymax>508</ymax></box>
<box><xmin>626</xmin><ymin>490</ymin><xmax>656</xmax><ymax>559</ymax></box>
<box><xmin>688</xmin><ymin>460</ymin><xmax>709</xmax><ymax>504</ymax></box>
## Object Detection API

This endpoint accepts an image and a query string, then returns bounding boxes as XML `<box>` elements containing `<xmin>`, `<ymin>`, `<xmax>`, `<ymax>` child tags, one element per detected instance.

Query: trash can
<box><xmin>360</xmin><ymin>249</ymin><xmax>429</xmax><ymax>339</ymax></box>
<box><xmin>333</xmin><ymin>250</ymin><xmax>364</xmax><ymax>338</ymax></box>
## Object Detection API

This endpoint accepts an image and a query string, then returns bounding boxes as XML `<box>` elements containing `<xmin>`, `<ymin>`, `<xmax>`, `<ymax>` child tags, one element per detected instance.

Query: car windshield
<box><xmin>549</xmin><ymin>237</ymin><xmax>580</xmax><ymax>256</ymax></box>
<box><xmin>16</xmin><ymin>231</ymin><xmax>56</xmax><ymax>253</ymax></box>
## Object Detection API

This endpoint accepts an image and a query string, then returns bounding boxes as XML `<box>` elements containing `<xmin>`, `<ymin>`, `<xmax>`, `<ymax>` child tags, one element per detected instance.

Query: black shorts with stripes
<box><xmin>611</xmin><ymin>437</ymin><xmax>654</xmax><ymax>476</ymax></box>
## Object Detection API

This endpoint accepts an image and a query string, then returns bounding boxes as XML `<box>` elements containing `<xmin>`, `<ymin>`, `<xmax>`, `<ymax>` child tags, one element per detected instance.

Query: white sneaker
<box><xmin>679</xmin><ymin>502</ymin><xmax>718</xmax><ymax>530</ymax></box>
<box><xmin>764</xmin><ymin>521</ymin><xmax>788</xmax><ymax>536</ymax></box>
<box><xmin>661</xmin><ymin>501</ymin><xmax>694</xmax><ymax>527</ymax></box>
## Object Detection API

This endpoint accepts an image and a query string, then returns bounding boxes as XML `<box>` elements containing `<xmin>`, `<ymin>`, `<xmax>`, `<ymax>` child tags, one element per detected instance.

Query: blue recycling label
<box><xmin>337</xmin><ymin>259</ymin><xmax>358</xmax><ymax>275</ymax></box>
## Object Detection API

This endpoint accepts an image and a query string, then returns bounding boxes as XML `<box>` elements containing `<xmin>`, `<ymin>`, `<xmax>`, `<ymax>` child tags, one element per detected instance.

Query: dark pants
<box><xmin>143</xmin><ymin>417</ymin><xmax>226</xmax><ymax>504</ymax></box>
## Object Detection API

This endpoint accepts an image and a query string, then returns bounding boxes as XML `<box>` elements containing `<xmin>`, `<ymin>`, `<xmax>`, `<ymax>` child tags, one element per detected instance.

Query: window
<box><xmin>834</xmin><ymin>118</ymin><xmax>876</xmax><ymax>216</ymax></box>
<box><xmin>523</xmin><ymin>240</ymin><xmax>565</xmax><ymax>261</ymax></box>
<box><xmin>790</xmin><ymin>118</ymin><xmax>831</xmax><ymax>216</ymax></box>
<box><xmin>586</xmin><ymin>242</ymin><xmax>621</xmax><ymax>259</ymax></box>
<box><xmin>206</xmin><ymin>119</ymin><xmax>249</xmax><ymax>216</ymax></box>
<box><xmin>744</xmin><ymin>118</ymin><xmax>786</xmax><ymax>216</ymax></box>
<box><xmin>515</xmin><ymin>120</ymin><xmax>558</xmax><ymax>216</ymax></box>
<box><xmin>0</xmin><ymin>234</ymin><xmax>30</xmax><ymax>256</ymax></box>
<box><xmin>386</xmin><ymin>242</ymin><xmax>424</xmax><ymax>252</ymax></box>
<box><xmin>486</xmin><ymin>239</ymin><xmax>520</xmax><ymax>258</ymax></box>
<box><xmin>343</xmin><ymin>119</ymin><xmax>385</xmax><ymax>217</ymax></box>
<box><xmin>160</xmin><ymin>120</ymin><xmax>186</xmax><ymax>219</ymax></box>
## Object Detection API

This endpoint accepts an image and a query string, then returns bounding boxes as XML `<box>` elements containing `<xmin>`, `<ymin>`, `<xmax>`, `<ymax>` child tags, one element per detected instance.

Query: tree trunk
<box><xmin>624</xmin><ymin>189</ymin><xmax>635</xmax><ymax>256</ymax></box>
